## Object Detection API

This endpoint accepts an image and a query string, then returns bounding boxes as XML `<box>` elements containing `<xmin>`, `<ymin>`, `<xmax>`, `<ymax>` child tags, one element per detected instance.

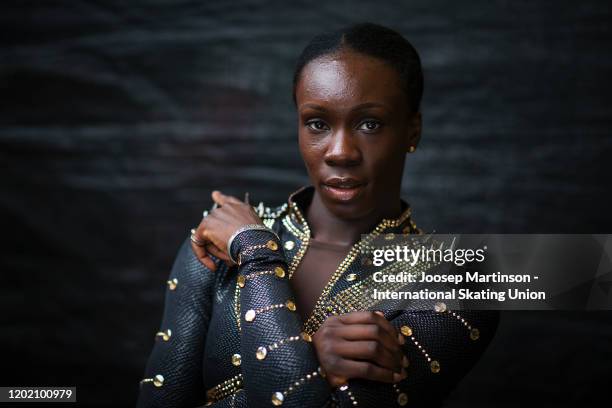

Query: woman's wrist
<box><xmin>227</xmin><ymin>224</ymin><xmax>280</xmax><ymax>264</ymax></box>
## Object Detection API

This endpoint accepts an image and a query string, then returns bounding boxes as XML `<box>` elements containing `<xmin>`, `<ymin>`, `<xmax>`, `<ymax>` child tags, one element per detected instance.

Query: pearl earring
<box><xmin>409</xmin><ymin>146</ymin><xmax>416</xmax><ymax>153</ymax></box>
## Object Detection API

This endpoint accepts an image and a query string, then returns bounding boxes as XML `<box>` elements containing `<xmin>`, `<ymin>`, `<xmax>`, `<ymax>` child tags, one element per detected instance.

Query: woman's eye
<box><xmin>305</xmin><ymin>120</ymin><xmax>329</xmax><ymax>132</ymax></box>
<box><xmin>358</xmin><ymin>120</ymin><xmax>382</xmax><ymax>132</ymax></box>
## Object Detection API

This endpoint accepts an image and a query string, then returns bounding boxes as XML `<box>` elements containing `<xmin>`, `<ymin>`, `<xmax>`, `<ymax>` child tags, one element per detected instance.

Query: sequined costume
<box><xmin>137</xmin><ymin>186</ymin><xmax>499</xmax><ymax>407</ymax></box>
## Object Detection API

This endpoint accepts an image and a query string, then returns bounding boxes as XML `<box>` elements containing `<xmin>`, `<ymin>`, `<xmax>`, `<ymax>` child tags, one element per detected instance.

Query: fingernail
<box><xmin>397</xmin><ymin>333</ymin><xmax>405</xmax><ymax>345</ymax></box>
<box><xmin>393</xmin><ymin>372</ymin><xmax>402</xmax><ymax>383</ymax></box>
<box><xmin>374</xmin><ymin>311</ymin><xmax>385</xmax><ymax>317</ymax></box>
<box><xmin>402</xmin><ymin>356</ymin><xmax>409</xmax><ymax>368</ymax></box>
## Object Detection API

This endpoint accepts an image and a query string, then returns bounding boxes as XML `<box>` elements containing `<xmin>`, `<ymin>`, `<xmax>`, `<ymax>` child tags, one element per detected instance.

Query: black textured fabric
<box><xmin>136</xmin><ymin>238</ymin><xmax>217</xmax><ymax>408</ymax></box>
<box><xmin>137</xmin><ymin>187</ymin><xmax>499</xmax><ymax>407</ymax></box>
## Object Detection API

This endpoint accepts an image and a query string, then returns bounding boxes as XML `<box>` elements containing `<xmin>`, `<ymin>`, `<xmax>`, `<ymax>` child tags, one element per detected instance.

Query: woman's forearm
<box><xmin>231</xmin><ymin>228</ymin><xmax>333</xmax><ymax>407</ymax></box>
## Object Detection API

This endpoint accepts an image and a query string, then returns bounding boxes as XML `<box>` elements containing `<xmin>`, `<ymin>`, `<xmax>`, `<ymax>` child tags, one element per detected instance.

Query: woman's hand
<box><xmin>313</xmin><ymin>311</ymin><xmax>408</xmax><ymax>388</ymax></box>
<box><xmin>191</xmin><ymin>190</ymin><xmax>263</xmax><ymax>271</ymax></box>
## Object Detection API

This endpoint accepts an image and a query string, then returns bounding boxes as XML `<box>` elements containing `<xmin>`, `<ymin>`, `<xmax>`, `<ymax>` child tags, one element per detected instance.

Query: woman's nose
<box><xmin>324</xmin><ymin>129</ymin><xmax>362</xmax><ymax>167</ymax></box>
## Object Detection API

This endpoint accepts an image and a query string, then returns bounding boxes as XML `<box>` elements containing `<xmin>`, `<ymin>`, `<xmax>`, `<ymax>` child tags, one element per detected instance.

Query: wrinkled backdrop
<box><xmin>1</xmin><ymin>1</ymin><xmax>611</xmax><ymax>407</ymax></box>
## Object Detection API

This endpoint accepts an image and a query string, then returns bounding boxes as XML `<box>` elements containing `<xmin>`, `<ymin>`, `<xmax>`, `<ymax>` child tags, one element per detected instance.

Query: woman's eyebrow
<box><xmin>299</xmin><ymin>103</ymin><xmax>327</xmax><ymax>112</ymax></box>
<box><xmin>299</xmin><ymin>102</ymin><xmax>387</xmax><ymax>113</ymax></box>
<box><xmin>351</xmin><ymin>102</ymin><xmax>387</xmax><ymax>111</ymax></box>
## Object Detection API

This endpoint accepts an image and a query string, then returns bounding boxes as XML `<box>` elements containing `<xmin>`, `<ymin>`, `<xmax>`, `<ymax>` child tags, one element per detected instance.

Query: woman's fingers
<box><xmin>205</xmin><ymin>243</ymin><xmax>231</xmax><ymax>262</ymax></box>
<box><xmin>332</xmin><ymin>339</ymin><xmax>403</xmax><ymax>373</ymax></box>
<box><xmin>332</xmin><ymin>324</ymin><xmax>403</xmax><ymax>370</ymax></box>
<box><xmin>190</xmin><ymin>240</ymin><xmax>217</xmax><ymax>271</ymax></box>
<box><xmin>338</xmin><ymin>312</ymin><xmax>402</xmax><ymax>349</ymax></box>
<box><xmin>211</xmin><ymin>190</ymin><xmax>244</xmax><ymax>207</ymax></box>
<box><xmin>339</xmin><ymin>312</ymin><xmax>397</xmax><ymax>337</ymax></box>
<box><xmin>330</xmin><ymin>359</ymin><xmax>406</xmax><ymax>385</ymax></box>
<box><xmin>313</xmin><ymin>311</ymin><xmax>410</xmax><ymax>388</ymax></box>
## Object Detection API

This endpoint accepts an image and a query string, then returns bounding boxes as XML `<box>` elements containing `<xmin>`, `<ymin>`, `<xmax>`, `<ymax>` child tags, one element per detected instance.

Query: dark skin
<box><xmin>191</xmin><ymin>48</ymin><xmax>421</xmax><ymax>388</ymax></box>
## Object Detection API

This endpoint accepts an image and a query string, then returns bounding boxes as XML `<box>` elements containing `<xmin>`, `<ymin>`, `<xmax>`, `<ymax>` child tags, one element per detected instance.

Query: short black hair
<box><xmin>292</xmin><ymin>22</ymin><xmax>424</xmax><ymax>113</ymax></box>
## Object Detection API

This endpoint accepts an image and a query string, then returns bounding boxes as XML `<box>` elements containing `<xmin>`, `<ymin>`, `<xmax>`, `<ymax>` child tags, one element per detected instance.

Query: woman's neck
<box><xmin>305</xmin><ymin>189</ymin><xmax>402</xmax><ymax>246</ymax></box>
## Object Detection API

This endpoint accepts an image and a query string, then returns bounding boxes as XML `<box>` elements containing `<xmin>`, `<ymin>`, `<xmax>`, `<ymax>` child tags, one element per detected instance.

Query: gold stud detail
<box><xmin>237</xmin><ymin>275</ymin><xmax>245</xmax><ymax>288</ymax></box>
<box><xmin>266</xmin><ymin>240</ymin><xmax>278</xmax><ymax>251</ymax></box>
<box><xmin>271</xmin><ymin>391</ymin><xmax>284</xmax><ymax>406</ymax></box>
<box><xmin>286</xmin><ymin>300</ymin><xmax>296</xmax><ymax>312</ymax></box>
<box><xmin>256</xmin><ymin>346</ymin><xmax>268</xmax><ymax>360</ymax></box>
<box><xmin>434</xmin><ymin>302</ymin><xmax>447</xmax><ymax>313</ymax></box>
<box><xmin>430</xmin><ymin>360</ymin><xmax>441</xmax><ymax>373</ymax></box>
<box><xmin>400</xmin><ymin>325</ymin><xmax>413</xmax><ymax>337</ymax></box>
<box><xmin>231</xmin><ymin>353</ymin><xmax>242</xmax><ymax>366</ymax></box>
<box><xmin>345</xmin><ymin>273</ymin><xmax>357</xmax><ymax>282</ymax></box>
<box><xmin>153</xmin><ymin>374</ymin><xmax>164</xmax><ymax>387</ymax></box>
<box><xmin>385</xmin><ymin>233</ymin><xmax>395</xmax><ymax>240</ymax></box>
<box><xmin>156</xmin><ymin>329</ymin><xmax>172</xmax><ymax>341</ymax></box>
<box><xmin>284</xmin><ymin>240</ymin><xmax>295</xmax><ymax>250</ymax></box>
<box><xmin>398</xmin><ymin>392</ymin><xmax>408</xmax><ymax>406</ymax></box>
<box><xmin>470</xmin><ymin>328</ymin><xmax>480</xmax><ymax>341</ymax></box>
<box><xmin>245</xmin><ymin>309</ymin><xmax>256</xmax><ymax>322</ymax></box>
<box><xmin>317</xmin><ymin>366</ymin><xmax>326</xmax><ymax>378</ymax></box>
<box><xmin>274</xmin><ymin>267</ymin><xmax>286</xmax><ymax>278</ymax></box>
<box><xmin>301</xmin><ymin>332</ymin><xmax>312</xmax><ymax>343</ymax></box>
<box><xmin>167</xmin><ymin>278</ymin><xmax>178</xmax><ymax>291</ymax></box>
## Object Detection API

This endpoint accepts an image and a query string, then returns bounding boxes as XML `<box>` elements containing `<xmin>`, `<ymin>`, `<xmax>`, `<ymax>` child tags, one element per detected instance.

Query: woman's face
<box><xmin>295</xmin><ymin>49</ymin><xmax>421</xmax><ymax>220</ymax></box>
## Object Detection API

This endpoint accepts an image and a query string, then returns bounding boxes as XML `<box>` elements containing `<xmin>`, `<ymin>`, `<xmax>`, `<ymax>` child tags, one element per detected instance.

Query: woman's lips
<box><xmin>321</xmin><ymin>183</ymin><xmax>366</xmax><ymax>202</ymax></box>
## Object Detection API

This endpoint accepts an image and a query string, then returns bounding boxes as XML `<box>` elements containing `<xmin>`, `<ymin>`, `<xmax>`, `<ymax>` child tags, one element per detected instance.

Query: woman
<box><xmin>137</xmin><ymin>23</ymin><xmax>498</xmax><ymax>408</ymax></box>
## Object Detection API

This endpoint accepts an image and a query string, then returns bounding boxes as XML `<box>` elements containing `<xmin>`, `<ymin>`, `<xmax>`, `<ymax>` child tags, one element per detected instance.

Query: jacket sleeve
<box><xmin>230</xmin><ymin>228</ymin><xmax>332</xmax><ymax>407</ymax></box>
<box><xmin>230</xmin><ymin>228</ymin><xmax>499</xmax><ymax>408</ymax></box>
<box><xmin>137</xmin><ymin>237</ymin><xmax>219</xmax><ymax>408</ymax></box>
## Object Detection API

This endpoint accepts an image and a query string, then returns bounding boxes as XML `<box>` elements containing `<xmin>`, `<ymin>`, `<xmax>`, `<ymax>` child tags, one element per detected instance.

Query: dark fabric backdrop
<box><xmin>1</xmin><ymin>1</ymin><xmax>611</xmax><ymax>407</ymax></box>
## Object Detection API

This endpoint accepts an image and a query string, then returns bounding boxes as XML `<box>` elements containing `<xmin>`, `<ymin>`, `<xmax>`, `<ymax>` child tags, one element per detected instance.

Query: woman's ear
<box><xmin>406</xmin><ymin>111</ymin><xmax>422</xmax><ymax>153</ymax></box>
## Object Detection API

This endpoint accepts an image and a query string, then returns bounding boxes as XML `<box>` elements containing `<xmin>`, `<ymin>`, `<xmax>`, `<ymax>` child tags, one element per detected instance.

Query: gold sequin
<box><xmin>317</xmin><ymin>366</ymin><xmax>326</xmax><ymax>378</ymax></box>
<box><xmin>470</xmin><ymin>328</ymin><xmax>480</xmax><ymax>340</ymax></box>
<box><xmin>434</xmin><ymin>302</ymin><xmax>447</xmax><ymax>313</ymax></box>
<box><xmin>397</xmin><ymin>392</ymin><xmax>408</xmax><ymax>406</ymax></box>
<box><xmin>266</xmin><ymin>240</ymin><xmax>279</xmax><ymax>251</ymax></box>
<box><xmin>231</xmin><ymin>353</ymin><xmax>241</xmax><ymax>366</ymax></box>
<box><xmin>237</xmin><ymin>275</ymin><xmax>245</xmax><ymax>288</ymax></box>
<box><xmin>153</xmin><ymin>374</ymin><xmax>164</xmax><ymax>387</ymax></box>
<box><xmin>256</xmin><ymin>346</ymin><xmax>267</xmax><ymax>360</ymax></box>
<box><xmin>345</xmin><ymin>273</ymin><xmax>357</xmax><ymax>282</ymax></box>
<box><xmin>400</xmin><ymin>325</ymin><xmax>413</xmax><ymax>337</ymax></box>
<box><xmin>167</xmin><ymin>278</ymin><xmax>178</xmax><ymax>291</ymax></box>
<box><xmin>156</xmin><ymin>329</ymin><xmax>172</xmax><ymax>341</ymax></box>
<box><xmin>274</xmin><ymin>266</ymin><xmax>286</xmax><ymax>278</ymax></box>
<box><xmin>271</xmin><ymin>391</ymin><xmax>284</xmax><ymax>406</ymax></box>
<box><xmin>286</xmin><ymin>300</ymin><xmax>296</xmax><ymax>312</ymax></box>
<box><xmin>301</xmin><ymin>332</ymin><xmax>312</xmax><ymax>343</ymax></box>
<box><xmin>245</xmin><ymin>310</ymin><xmax>256</xmax><ymax>322</ymax></box>
<box><xmin>430</xmin><ymin>360</ymin><xmax>441</xmax><ymax>373</ymax></box>
<box><xmin>284</xmin><ymin>240</ymin><xmax>295</xmax><ymax>250</ymax></box>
